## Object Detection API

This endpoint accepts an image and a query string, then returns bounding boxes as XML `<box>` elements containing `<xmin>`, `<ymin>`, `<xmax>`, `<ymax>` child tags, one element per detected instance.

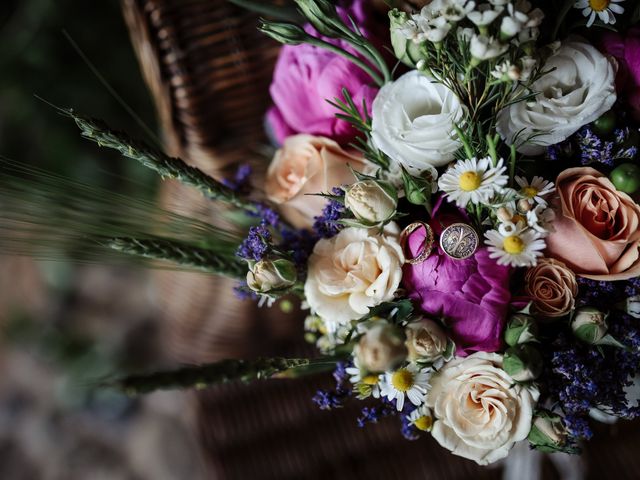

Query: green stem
<box><xmin>551</xmin><ymin>1</ymin><xmax>574</xmax><ymax>41</ymax></box>
<box><xmin>108</xmin><ymin>237</ymin><xmax>245</xmax><ymax>278</ymax></box>
<box><xmin>311</xmin><ymin>38</ymin><xmax>384</xmax><ymax>87</ymax></box>
<box><xmin>68</xmin><ymin>111</ymin><xmax>258</xmax><ymax>214</ymax></box>
<box><xmin>108</xmin><ymin>357</ymin><xmax>339</xmax><ymax>395</ymax></box>
<box><xmin>509</xmin><ymin>144</ymin><xmax>517</xmax><ymax>185</ymax></box>
<box><xmin>454</xmin><ymin>124</ymin><xmax>474</xmax><ymax>159</ymax></box>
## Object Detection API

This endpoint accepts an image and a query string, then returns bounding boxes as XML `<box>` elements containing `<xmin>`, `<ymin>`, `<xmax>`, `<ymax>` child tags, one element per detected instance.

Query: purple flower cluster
<box><xmin>541</xmin><ymin>279</ymin><xmax>640</xmax><ymax>442</ymax></box>
<box><xmin>312</xmin><ymin>188</ymin><xmax>346</xmax><ymax>239</ymax></box>
<box><xmin>236</xmin><ymin>224</ymin><xmax>272</xmax><ymax>261</ymax></box>
<box><xmin>547</xmin><ymin>126</ymin><xmax>637</xmax><ymax>166</ymax></box>
<box><xmin>356</xmin><ymin>403</ymin><xmax>395</xmax><ymax>428</ymax></box>
<box><xmin>312</xmin><ymin>362</ymin><xmax>351</xmax><ymax>410</ymax></box>
<box><xmin>222</xmin><ymin>164</ymin><xmax>252</xmax><ymax>191</ymax></box>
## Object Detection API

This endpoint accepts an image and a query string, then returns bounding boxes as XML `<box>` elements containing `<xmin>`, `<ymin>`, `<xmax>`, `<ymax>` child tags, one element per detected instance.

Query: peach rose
<box><xmin>265</xmin><ymin>134</ymin><xmax>366</xmax><ymax>229</ymax></box>
<box><xmin>524</xmin><ymin>258</ymin><xmax>578</xmax><ymax>319</ymax></box>
<box><xmin>545</xmin><ymin>167</ymin><xmax>640</xmax><ymax>281</ymax></box>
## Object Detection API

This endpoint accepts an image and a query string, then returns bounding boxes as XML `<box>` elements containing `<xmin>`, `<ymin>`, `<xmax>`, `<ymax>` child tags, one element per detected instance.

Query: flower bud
<box><xmin>504</xmin><ymin>313</ymin><xmax>538</xmax><ymax>347</ymax></box>
<box><xmin>405</xmin><ymin>319</ymin><xmax>448</xmax><ymax>362</ymax></box>
<box><xmin>503</xmin><ymin>344</ymin><xmax>543</xmax><ymax>382</ymax></box>
<box><xmin>389</xmin><ymin>9</ymin><xmax>425</xmax><ymax>67</ymax></box>
<box><xmin>246</xmin><ymin>259</ymin><xmax>297</xmax><ymax>294</ymax></box>
<box><xmin>259</xmin><ymin>21</ymin><xmax>309</xmax><ymax>46</ymax></box>
<box><xmin>401</xmin><ymin>167</ymin><xmax>433</xmax><ymax>207</ymax></box>
<box><xmin>625</xmin><ymin>295</ymin><xmax>640</xmax><ymax>319</ymax></box>
<box><xmin>496</xmin><ymin>207</ymin><xmax>513</xmax><ymax>223</ymax></box>
<box><xmin>528</xmin><ymin>410</ymin><xmax>569</xmax><ymax>453</ymax></box>
<box><xmin>517</xmin><ymin>198</ymin><xmax>533</xmax><ymax>212</ymax></box>
<box><xmin>355</xmin><ymin>323</ymin><xmax>407</xmax><ymax>373</ymax></box>
<box><xmin>571</xmin><ymin>307</ymin><xmax>608</xmax><ymax>344</ymax></box>
<box><xmin>294</xmin><ymin>0</ymin><xmax>342</xmax><ymax>37</ymax></box>
<box><xmin>345</xmin><ymin>180</ymin><xmax>397</xmax><ymax>224</ymax></box>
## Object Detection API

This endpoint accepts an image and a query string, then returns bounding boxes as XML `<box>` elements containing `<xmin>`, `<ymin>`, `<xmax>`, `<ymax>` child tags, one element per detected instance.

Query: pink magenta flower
<box><xmin>267</xmin><ymin>0</ymin><xmax>380</xmax><ymax>145</ymax></box>
<box><xmin>601</xmin><ymin>27</ymin><xmax>640</xmax><ymax>120</ymax></box>
<box><xmin>402</xmin><ymin>204</ymin><xmax>512</xmax><ymax>355</ymax></box>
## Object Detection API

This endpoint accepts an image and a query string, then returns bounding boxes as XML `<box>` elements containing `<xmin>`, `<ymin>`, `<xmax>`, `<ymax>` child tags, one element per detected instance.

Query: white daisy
<box><xmin>379</xmin><ymin>364</ymin><xmax>431</xmax><ymax>411</ymax></box>
<box><xmin>515</xmin><ymin>176</ymin><xmax>555</xmax><ymax>206</ymax></box>
<box><xmin>407</xmin><ymin>405</ymin><xmax>434</xmax><ymax>432</ymax></box>
<box><xmin>438</xmin><ymin>156</ymin><xmax>508</xmax><ymax>208</ymax></box>
<box><xmin>574</xmin><ymin>0</ymin><xmax>624</xmax><ymax>28</ymax></box>
<box><xmin>346</xmin><ymin>358</ymin><xmax>382</xmax><ymax>399</ymax></box>
<box><xmin>484</xmin><ymin>223</ymin><xmax>546</xmax><ymax>267</ymax></box>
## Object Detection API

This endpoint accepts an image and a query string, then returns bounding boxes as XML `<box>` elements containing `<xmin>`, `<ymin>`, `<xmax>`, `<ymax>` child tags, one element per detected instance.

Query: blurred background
<box><xmin>0</xmin><ymin>1</ymin><xmax>206</xmax><ymax>478</ymax></box>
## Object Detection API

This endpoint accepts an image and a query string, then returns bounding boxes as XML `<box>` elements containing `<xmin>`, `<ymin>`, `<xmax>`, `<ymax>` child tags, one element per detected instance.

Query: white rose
<box><xmin>304</xmin><ymin>224</ymin><xmax>404</xmax><ymax>326</ymax></box>
<box><xmin>497</xmin><ymin>39</ymin><xmax>616</xmax><ymax>155</ymax></box>
<box><xmin>371</xmin><ymin>71</ymin><xmax>466</xmax><ymax>174</ymax></box>
<box><xmin>345</xmin><ymin>180</ymin><xmax>397</xmax><ymax>224</ymax></box>
<box><xmin>426</xmin><ymin>352</ymin><xmax>539</xmax><ymax>465</ymax></box>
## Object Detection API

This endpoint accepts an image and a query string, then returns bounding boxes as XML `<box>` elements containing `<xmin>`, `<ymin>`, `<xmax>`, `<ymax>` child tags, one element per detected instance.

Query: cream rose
<box><xmin>304</xmin><ymin>224</ymin><xmax>404</xmax><ymax>326</ymax></box>
<box><xmin>497</xmin><ymin>39</ymin><xmax>616</xmax><ymax>155</ymax></box>
<box><xmin>426</xmin><ymin>352</ymin><xmax>539</xmax><ymax>465</ymax></box>
<box><xmin>371</xmin><ymin>70</ymin><xmax>465</xmax><ymax>173</ymax></box>
<box><xmin>265</xmin><ymin>134</ymin><xmax>366</xmax><ymax>229</ymax></box>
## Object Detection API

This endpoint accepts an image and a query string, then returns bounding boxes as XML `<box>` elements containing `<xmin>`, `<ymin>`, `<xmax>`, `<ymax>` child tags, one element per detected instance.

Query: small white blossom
<box><xmin>515</xmin><ymin>176</ymin><xmax>555</xmax><ymax>206</ymax></box>
<box><xmin>467</xmin><ymin>4</ymin><xmax>504</xmax><ymax>26</ymax></box>
<box><xmin>470</xmin><ymin>34</ymin><xmax>508</xmax><ymax>60</ymax></box>
<box><xmin>485</xmin><ymin>223</ymin><xmax>546</xmax><ymax>267</ymax></box>
<box><xmin>491</xmin><ymin>60</ymin><xmax>520</xmax><ymax>81</ymax></box>
<box><xmin>457</xmin><ymin>26</ymin><xmax>475</xmax><ymax>42</ymax></box>
<box><xmin>438</xmin><ymin>156</ymin><xmax>509</xmax><ymax>207</ymax></box>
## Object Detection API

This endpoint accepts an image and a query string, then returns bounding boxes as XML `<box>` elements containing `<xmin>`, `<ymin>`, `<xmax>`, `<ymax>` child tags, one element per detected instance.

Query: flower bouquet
<box><xmin>4</xmin><ymin>0</ymin><xmax>640</xmax><ymax>466</ymax></box>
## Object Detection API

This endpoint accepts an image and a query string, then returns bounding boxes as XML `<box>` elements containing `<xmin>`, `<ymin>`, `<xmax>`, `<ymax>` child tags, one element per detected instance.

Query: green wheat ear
<box><xmin>108</xmin><ymin>237</ymin><xmax>246</xmax><ymax>278</ymax></box>
<box><xmin>67</xmin><ymin>110</ymin><xmax>258</xmax><ymax>214</ymax></box>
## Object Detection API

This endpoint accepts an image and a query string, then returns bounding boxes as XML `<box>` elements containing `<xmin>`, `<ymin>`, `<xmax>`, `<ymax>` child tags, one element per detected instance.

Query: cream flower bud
<box><xmin>571</xmin><ymin>307</ymin><xmax>608</xmax><ymax>344</ymax></box>
<box><xmin>518</xmin><ymin>56</ymin><xmax>537</xmax><ymax>82</ymax></box>
<box><xmin>345</xmin><ymin>180</ymin><xmax>397</xmax><ymax>224</ymax></box>
<box><xmin>528</xmin><ymin>411</ymin><xmax>570</xmax><ymax>453</ymax></box>
<box><xmin>246</xmin><ymin>259</ymin><xmax>297</xmax><ymax>293</ymax></box>
<box><xmin>355</xmin><ymin>322</ymin><xmax>408</xmax><ymax>373</ymax></box>
<box><xmin>389</xmin><ymin>9</ymin><xmax>425</xmax><ymax>67</ymax></box>
<box><xmin>504</xmin><ymin>313</ymin><xmax>538</xmax><ymax>346</ymax></box>
<box><xmin>625</xmin><ymin>295</ymin><xmax>640</xmax><ymax>319</ymax></box>
<box><xmin>503</xmin><ymin>345</ymin><xmax>543</xmax><ymax>382</ymax></box>
<box><xmin>405</xmin><ymin>319</ymin><xmax>448</xmax><ymax>362</ymax></box>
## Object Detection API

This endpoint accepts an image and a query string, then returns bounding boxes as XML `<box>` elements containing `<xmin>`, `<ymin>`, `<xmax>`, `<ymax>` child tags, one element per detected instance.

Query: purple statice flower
<box><xmin>400</xmin><ymin>413</ymin><xmax>420</xmax><ymax>441</ymax></box>
<box><xmin>280</xmin><ymin>227</ymin><xmax>317</xmax><ymax>270</ymax></box>
<box><xmin>233</xmin><ymin>282</ymin><xmax>258</xmax><ymax>300</ymax></box>
<box><xmin>222</xmin><ymin>164</ymin><xmax>252</xmax><ymax>191</ymax></box>
<box><xmin>548</xmin><ymin>125</ymin><xmax>637</xmax><ymax>166</ymax></box>
<box><xmin>247</xmin><ymin>202</ymin><xmax>281</xmax><ymax>228</ymax></box>
<box><xmin>313</xmin><ymin>361</ymin><xmax>352</xmax><ymax>410</ymax></box>
<box><xmin>312</xmin><ymin>188</ymin><xmax>346</xmax><ymax>239</ymax></box>
<box><xmin>356</xmin><ymin>404</ymin><xmax>395</xmax><ymax>428</ymax></box>
<box><xmin>236</xmin><ymin>223</ymin><xmax>272</xmax><ymax>261</ymax></box>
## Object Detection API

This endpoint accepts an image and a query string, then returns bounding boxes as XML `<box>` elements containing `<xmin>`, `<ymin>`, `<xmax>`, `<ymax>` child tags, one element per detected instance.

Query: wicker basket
<box><xmin>121</xmin><ymin>1</ymin><xmax>640</xmax><ymax>478</ymax></box>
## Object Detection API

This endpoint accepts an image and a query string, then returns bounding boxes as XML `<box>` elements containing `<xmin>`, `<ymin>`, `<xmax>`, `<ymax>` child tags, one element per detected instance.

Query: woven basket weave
<box><xmin>121</xmin><ymin>1</ymin><xmax>640</xmax><ymax>478</ymax></box>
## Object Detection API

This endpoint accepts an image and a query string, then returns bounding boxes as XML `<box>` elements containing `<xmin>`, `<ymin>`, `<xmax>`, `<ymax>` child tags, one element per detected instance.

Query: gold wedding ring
<box><xmin>400</xmin><ymin>222</ymin><xmax>435</xmax><ymax>265</ymax></box>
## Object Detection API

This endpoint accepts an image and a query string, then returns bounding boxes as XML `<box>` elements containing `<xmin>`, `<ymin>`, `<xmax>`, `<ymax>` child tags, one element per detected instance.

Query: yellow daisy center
<box><xmin>589</xmin><ymin>0</ymin><xmax>610</xmax><ymax>12</ymax></box>
<box><xmin>414</xmin><ymin>415</ymin><xmax>433</xmax><ymax>432</ymax></box>
<box><xmin>503</xmin><ymin>235</ymin><xmax>525</xmax><ymax>254</ymax></box>
<box><xmin>459</xmin><ymin>171</ymin><xmax>482</xmax><ymax>192</ymax></box>
<box><xmin>391</xmin><ymin>369</ymin><xmax>415</xmax><ymax>392</ymax></box>
<box><xmin>522</xmin><ymin>186</ymin><xmax>539</xmax><ymax>198</ymax></box>
<box><xmin>362</xmin><ymin>375</ymin><xmax>379</xmax><ymax>385</ymax></box>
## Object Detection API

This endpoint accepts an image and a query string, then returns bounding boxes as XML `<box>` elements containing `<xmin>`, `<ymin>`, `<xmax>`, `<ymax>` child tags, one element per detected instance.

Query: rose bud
<box><xmin>571</xmin><ymin>307</ymin><xmax>608</xmax><ymax>344</ymax></box>
<box><xmin>528</xmin><ymin>410</ymin><xmax>570</xmax><ymax>453</ymax></box>
<box><xmin>246</xmin><ymin>259</ymin><xmax>297</xmax><ymax>294</ymax></box>
<box><xmin>355</xmin><ymin>322</ymin><xmax>407</xmax><ymax>373</ymax></box>
<box><xmin>503</xmin><ymin>345</ymin><xmax>543</xmax><ymax>382</ymax></box>
<box><xmin>259</xmin><ymin>21</ymin><xmax>309</xmax><ymax>46</ymax></box>
<box><xmin>625</xmin><ymin>295</ymin><xmax>640</xmax><ymax>319</ymax></box>
<box><xmin>345</xmin><ymin>179</ymin><xmax>397</xmax><ymax>224</ymax></box>
<box><xmin>504</xmin><ymin>313</ymin><xmax>538</xmax><ymax>347</ymax></box>
<box><xmin>405</xmin><ymin>318</ymin><xmax>448</xmax><ymax>363</ymax></box>
<box><xmin>401</xmin><ymin>167</ymin><xmax>434</xmax><ymax>207</ymax></box>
